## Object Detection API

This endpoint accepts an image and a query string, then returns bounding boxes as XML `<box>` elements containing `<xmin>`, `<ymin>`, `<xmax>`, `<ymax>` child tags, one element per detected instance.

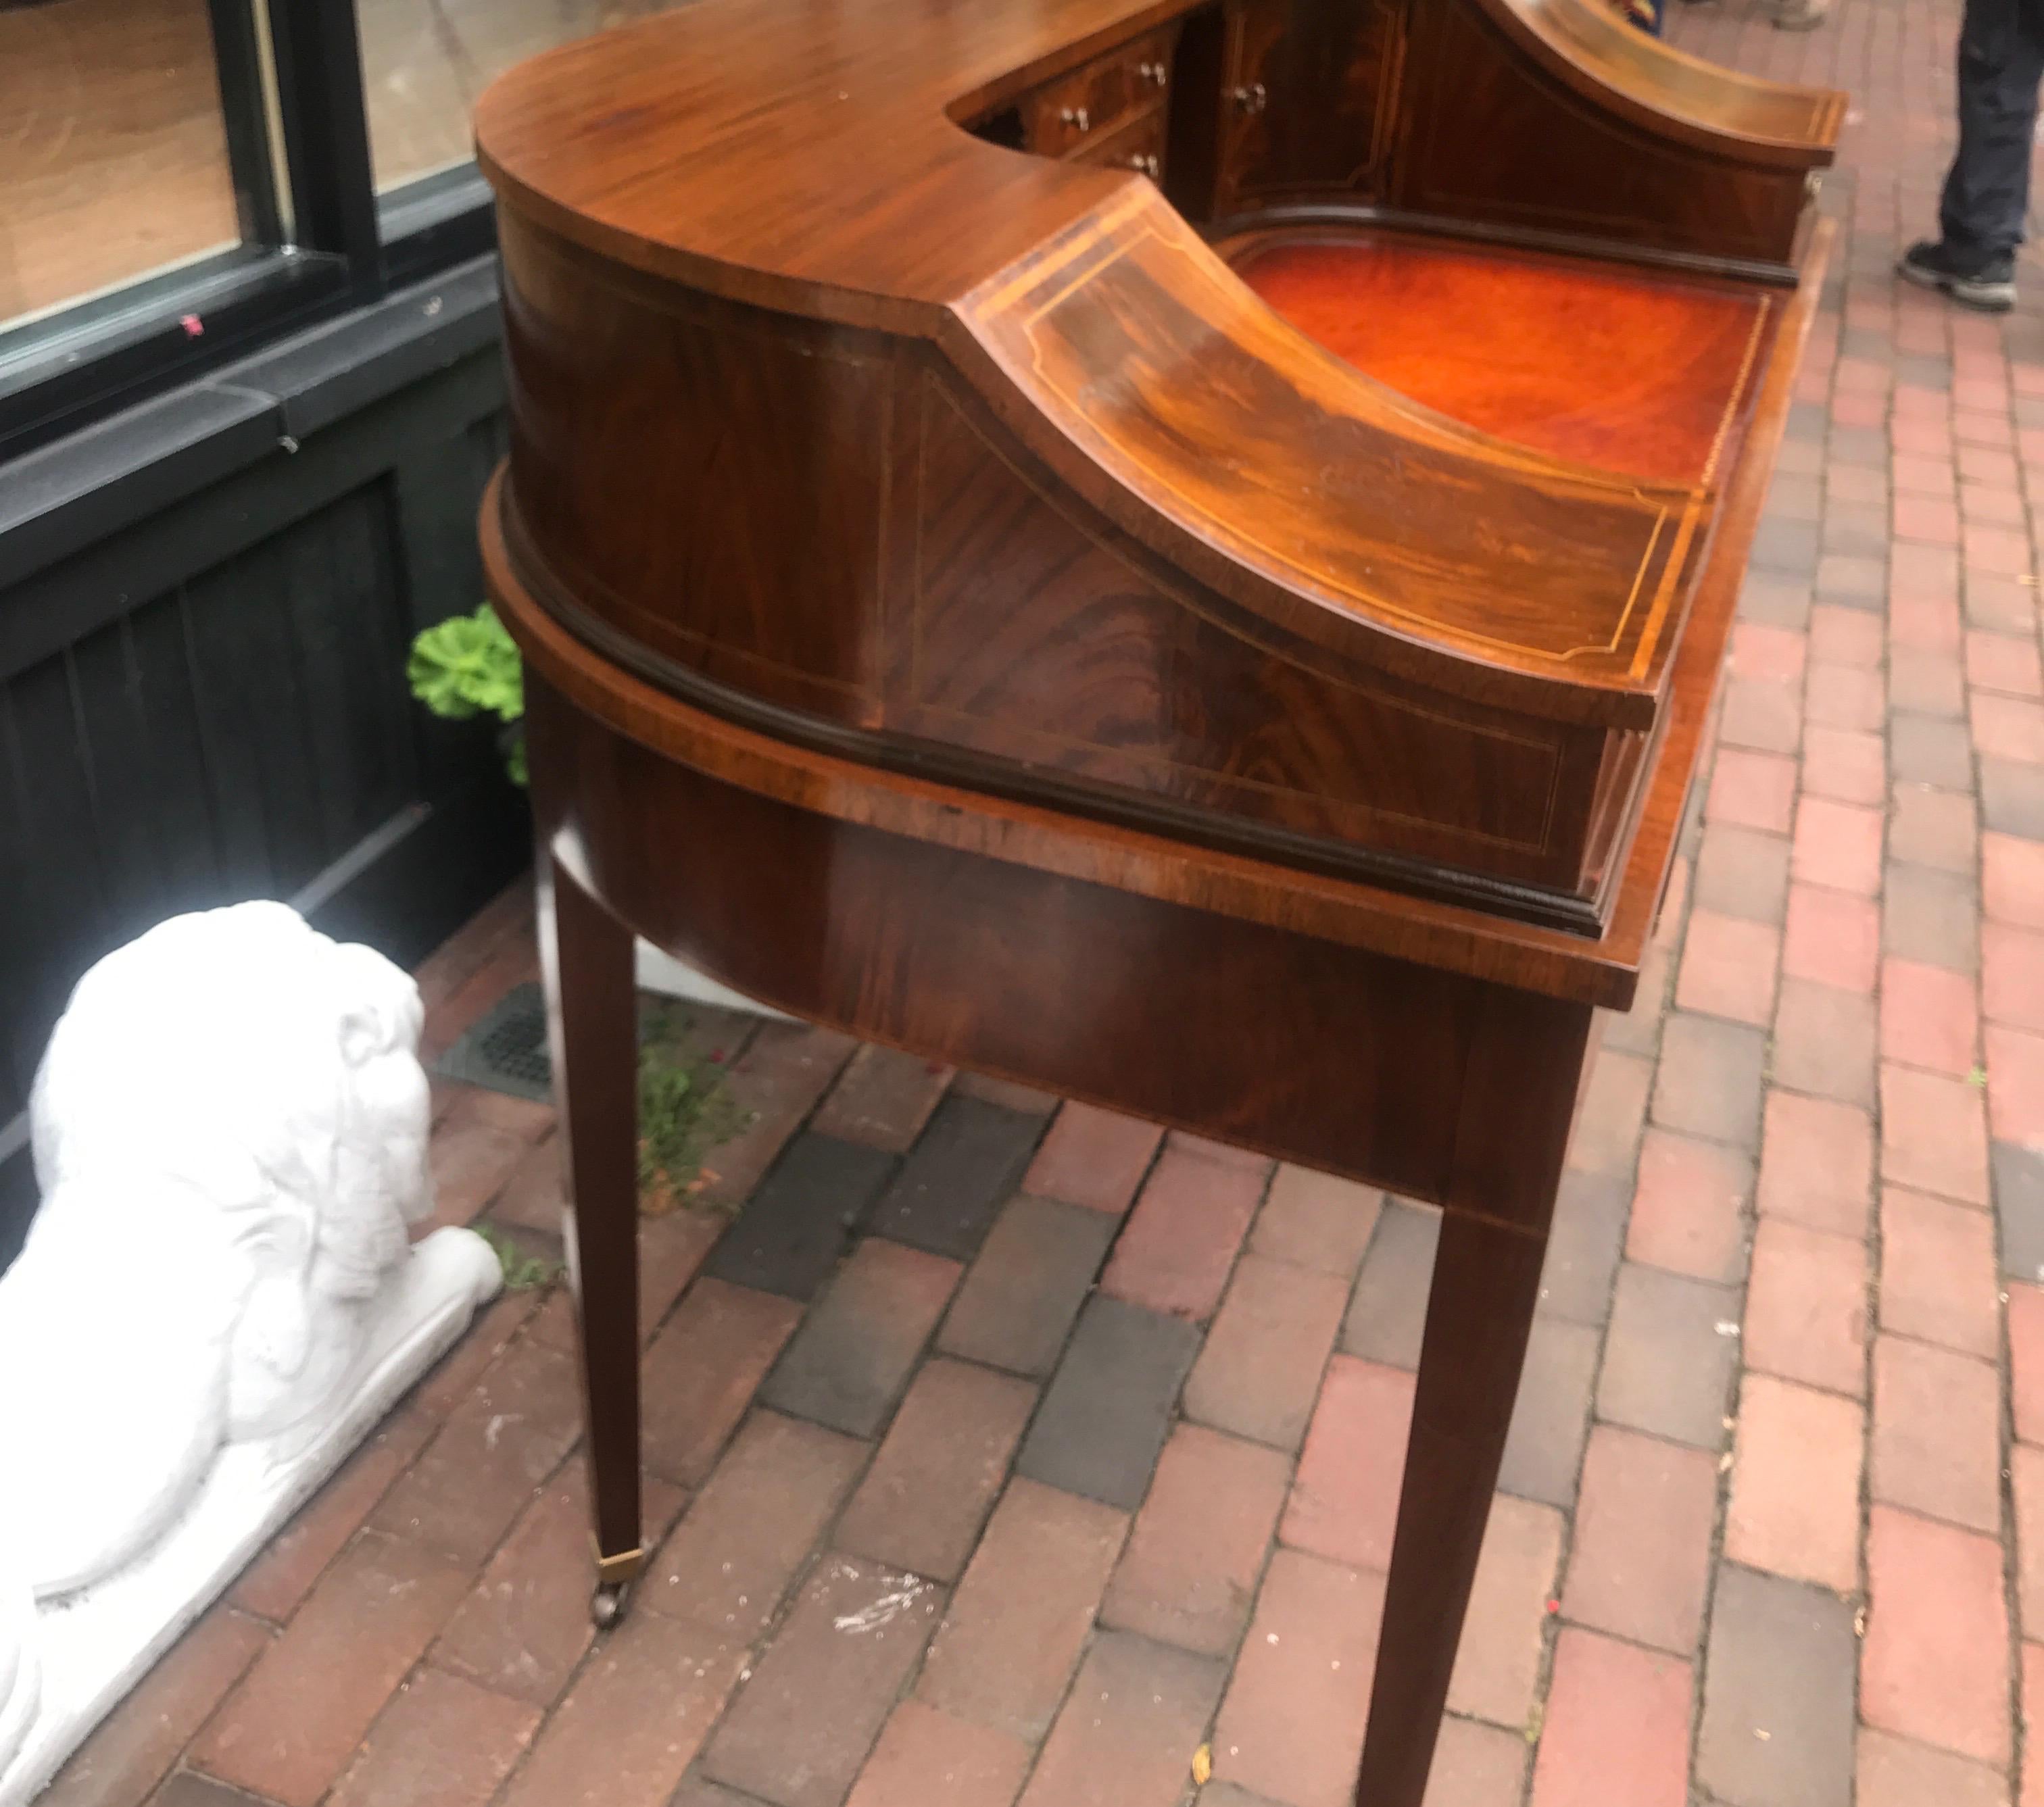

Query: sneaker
<box><xmin>1898</xmin><ymin>239</ymin><xmax>2017</xmax><ymax>312</ymax></box>
<box><xmin>1772</xmin><ymin>0</ymin><xmax>1828</xmax><ymax>30</ymax></box>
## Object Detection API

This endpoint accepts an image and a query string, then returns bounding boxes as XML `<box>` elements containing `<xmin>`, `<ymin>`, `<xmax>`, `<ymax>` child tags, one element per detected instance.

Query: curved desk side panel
<box><xmin>1382</xmin><ymin>0</ymin><xmax>1839</xmax><ymax>273</ymax></box>
<box><xmin>1184</xmin><ymin>0</ymin><xmax>1841</xmax><ymax>276</ymax></box>
<box><xmin>497</xmin><ymin>215</ymin><xmax>902</xmax><ymax>724</ymax></box>
<box><xmin>495</xmin><ymin>201</ymin><xmax>1697</xmax><ymax>918</ymax></box>
<box><xmin>946</xmin><ymin>190</ymin><xmax>1711</xmax><ymax>717</ymax></box>
<box><xmin>1474</xmin><ymin>0</ymin><xmax>1846</xmax><ymax>155</ymax></box>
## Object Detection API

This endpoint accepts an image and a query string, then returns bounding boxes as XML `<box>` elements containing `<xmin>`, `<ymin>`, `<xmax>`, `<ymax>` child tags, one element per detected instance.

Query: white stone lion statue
<box><xmin>0</xmin><ymin>901</ymin><xmax>501</xmax><ymax>1799</ymax></box>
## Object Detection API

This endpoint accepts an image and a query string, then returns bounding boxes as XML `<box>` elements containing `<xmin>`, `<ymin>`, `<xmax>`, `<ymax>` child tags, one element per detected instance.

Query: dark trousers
<box><xmin>1940</xmin><ymin>0</ymin><xmax>2044</xmax><ymax>257</ymax></box>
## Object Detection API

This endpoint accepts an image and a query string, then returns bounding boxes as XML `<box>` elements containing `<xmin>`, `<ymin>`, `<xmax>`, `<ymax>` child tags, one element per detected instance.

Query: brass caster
<box><xmin>589</xmin><ymin>1540</ymin><xmax>646</xmax><ymax>1630</ymax></box>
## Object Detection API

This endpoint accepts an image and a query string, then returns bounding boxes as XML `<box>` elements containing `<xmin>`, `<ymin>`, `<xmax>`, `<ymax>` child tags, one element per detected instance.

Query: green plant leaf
<box><xmin>637</xmin><ymin>1043</ymin><xmax>754</xmax><ymax>1212</ymax></box>
<box><xmin>474</xmin><ymin>1222</ymin><xmax>562</xmax><ymax>1292</ymax></box>
<box><xmin>407</xmin><ymin>604</ymin><xmax>527</xmax><ymax>785</ymax></box>
<box><xmin>407</xmin><ymin>605</ymin><xmax>525</xmax><ymax>724</ymax></box>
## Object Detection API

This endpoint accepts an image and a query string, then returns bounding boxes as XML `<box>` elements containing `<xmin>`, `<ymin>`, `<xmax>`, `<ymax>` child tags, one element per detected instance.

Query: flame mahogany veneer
<box><xmin>474</xmin><ymin>2</ymin><xmax>1837</xmax><ymax>1799</ymax></box>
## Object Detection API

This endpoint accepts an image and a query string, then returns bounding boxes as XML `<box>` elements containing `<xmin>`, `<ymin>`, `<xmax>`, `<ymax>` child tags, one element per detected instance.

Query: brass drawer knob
<box><xmin>1231</xmin><ymin>80</ymin><xmax>1267</xmax><ymax>116</ymax></box>
<box><xmin>1060</xmin><ymin>105</ymin><xmax>1092</xmax><ymax>131</ymax></box>
<box><xmin>1138</xmin><ymin>59</ymin><xmax>1169</xmax><ymax>86</ymax></box>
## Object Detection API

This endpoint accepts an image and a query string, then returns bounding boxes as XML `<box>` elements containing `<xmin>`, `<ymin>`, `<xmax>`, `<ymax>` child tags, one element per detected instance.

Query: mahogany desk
<box><xmin>473</xmin><ymin>3</ymin><xmax>1840</xmax><ymax>1799</ymax></box>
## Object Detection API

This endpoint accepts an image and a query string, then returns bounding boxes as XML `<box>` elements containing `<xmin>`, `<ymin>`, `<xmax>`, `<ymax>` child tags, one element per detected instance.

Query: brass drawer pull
<box><xmin>1060</xmin><ymin>104</ymin><xmax>1091</xmax><ymax>132</ymax></box>
<box><xmin>1138</xmin><ymin>59</ymin><xmax>1169</xmax><ymax>87</ymax></box>
<box><xmin>1231</xmin><ymin>80</ymin><xmax>1267</xmax><ymax>116</ymax></box>
<box><xmin>1125</xmin><ymin>151</ymin><xmax>1161</xmax><ymax>177</ymax></box>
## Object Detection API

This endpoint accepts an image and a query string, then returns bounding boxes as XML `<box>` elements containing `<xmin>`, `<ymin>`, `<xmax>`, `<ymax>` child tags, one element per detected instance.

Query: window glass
<box><xmin>0</xmin><ymin>0</ymin><xmax>243</xmax><ymax>331</ymax></box>
<box><xmin>355</xmin><ymin>0</ymin><xmax>669</xmax><ymax>193</ymax></box>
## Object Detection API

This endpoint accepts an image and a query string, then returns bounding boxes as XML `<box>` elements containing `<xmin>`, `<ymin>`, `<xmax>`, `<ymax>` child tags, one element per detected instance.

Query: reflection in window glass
<box><xmin>0</xmin><ymin>0</ymin><xmax>243</xmax><ymax>331</ymax></box>
<box><xmin>356</xmin><ymin>0</ymin><xmax>672</xmax><ymax>193</ymax></box>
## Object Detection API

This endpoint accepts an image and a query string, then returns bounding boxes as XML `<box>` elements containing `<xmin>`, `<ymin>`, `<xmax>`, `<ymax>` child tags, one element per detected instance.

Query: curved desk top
<box><xmin>474</xmin><ymin>0</ymin><xmax>1836</xmax><ymax>317</ymax></box>
<box><xmin>477</xmin><ymin>0</ymin><xmax>1196</xmax><ymax>323</ymax></box>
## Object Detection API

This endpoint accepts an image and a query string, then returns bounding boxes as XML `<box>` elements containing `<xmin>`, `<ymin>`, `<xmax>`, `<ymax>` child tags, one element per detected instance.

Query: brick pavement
<box><xmin>45</xmin><ymin>0</ymin><xmax>2044</xmax><ymax>1800</ymax></box>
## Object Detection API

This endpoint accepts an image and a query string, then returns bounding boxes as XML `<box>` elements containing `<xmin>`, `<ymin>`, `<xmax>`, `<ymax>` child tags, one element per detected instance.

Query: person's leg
<box><xmin>1902</xmin><ymin>0</ymin><xmax>2043</xmax><ymax>308</ymax></box>
<box><xmin>1938</xmin><ymin>0</ymin><xmax>2044</xmax><ymax>259</ymax></box>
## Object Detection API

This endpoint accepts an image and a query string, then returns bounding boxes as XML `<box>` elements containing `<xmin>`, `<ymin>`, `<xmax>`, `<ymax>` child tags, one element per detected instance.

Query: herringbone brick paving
<box><xmin>47</xmin><ymin>0</ymin><xmax>2044</xmax><ymax>1799</ymax></box>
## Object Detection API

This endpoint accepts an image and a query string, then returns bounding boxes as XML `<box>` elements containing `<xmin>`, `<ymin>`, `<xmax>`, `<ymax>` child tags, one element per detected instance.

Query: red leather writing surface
<box><xmin>1233</xmin><ymin>233</ymin><xmax>1769</xmax><ymax>486</ymax></box>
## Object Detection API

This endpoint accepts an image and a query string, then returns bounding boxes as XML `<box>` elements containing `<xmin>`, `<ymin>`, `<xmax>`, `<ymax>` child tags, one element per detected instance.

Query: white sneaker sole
<box><xmin>1899</xmin><ymin>256</ymin><xmax>2016</xmax><ymax>312</ymax></box>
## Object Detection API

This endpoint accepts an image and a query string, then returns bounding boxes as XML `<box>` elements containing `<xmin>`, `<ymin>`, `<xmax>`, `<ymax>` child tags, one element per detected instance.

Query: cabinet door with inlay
<box><xmin>1215</xmin><ymin>0</ymin><xmax>1405</xmax><ymax>214</ymax></box>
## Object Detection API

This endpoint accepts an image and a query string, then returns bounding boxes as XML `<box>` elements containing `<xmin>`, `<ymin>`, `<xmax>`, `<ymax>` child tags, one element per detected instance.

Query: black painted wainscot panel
<box><xmin>0</xmin><ymin>257</ymin><xmax>531</xmax><ymax>1265</ymax></box>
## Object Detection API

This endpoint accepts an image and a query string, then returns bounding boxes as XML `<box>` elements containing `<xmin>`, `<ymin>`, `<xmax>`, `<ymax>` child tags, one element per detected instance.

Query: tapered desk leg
<box><xmin>1351</xmin><ymin>1213</ymin><xmax>1548</xmax><ymax>1804</ymax></box>
<box><xmin>1352</xmin><ymin>989</ymin><xmax>1591</xmax><ymax>1806</ymax></box>
<box><xmin>537</xmin><ymin>841</ymin><xmax>645</xmax><ymax>1627</ymax></box>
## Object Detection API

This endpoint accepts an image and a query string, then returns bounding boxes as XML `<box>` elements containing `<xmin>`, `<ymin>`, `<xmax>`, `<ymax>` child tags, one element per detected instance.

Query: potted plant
<box><xmin>406</xmin><ymin>604</ymin><xmax>528</xmax><ymax>780</ymax></box>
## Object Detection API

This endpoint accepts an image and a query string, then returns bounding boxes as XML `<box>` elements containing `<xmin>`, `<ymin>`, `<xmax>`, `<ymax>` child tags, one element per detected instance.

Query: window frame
<box><xmin>0</xmin><ymin>0</ymin><xmax>504</xmax><ymax>462</ymax></box>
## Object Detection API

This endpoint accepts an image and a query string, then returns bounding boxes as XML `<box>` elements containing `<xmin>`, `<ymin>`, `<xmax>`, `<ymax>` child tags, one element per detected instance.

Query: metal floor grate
<box><xmin>433</xmin><ymin>982</ymin><xmax>687</xmax><ymax>1103</ymax></box>
<box><xmin>433</xmin><ymin>981</ymin><xmax>553</xmax><ymax>1102</ymax></box>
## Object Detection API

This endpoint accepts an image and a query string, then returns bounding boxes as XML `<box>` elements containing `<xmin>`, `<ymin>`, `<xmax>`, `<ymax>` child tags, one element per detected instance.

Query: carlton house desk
<box><xmin>470</xmin><ymin>3</ymin><xmax>1842</xmax><ymax>1798</ymax></box>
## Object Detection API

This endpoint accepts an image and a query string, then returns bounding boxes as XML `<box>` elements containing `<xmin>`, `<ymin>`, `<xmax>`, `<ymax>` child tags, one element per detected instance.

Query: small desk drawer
<box><xmin>1020</xmin><ymin>24</ymin><xmax>1177</xmax><ymax>157</ymax></box>
<box><xmin>1067</xmin><ymin>104</ymin><xmax>1167</xmax><ymax>180</ymax></box>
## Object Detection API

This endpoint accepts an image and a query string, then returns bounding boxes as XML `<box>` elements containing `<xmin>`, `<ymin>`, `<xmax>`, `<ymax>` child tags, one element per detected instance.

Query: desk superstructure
<box><xmin>474</xmin><ymin>4</ymin><xmax>1839</xmax><ymax>1798</ymax></box>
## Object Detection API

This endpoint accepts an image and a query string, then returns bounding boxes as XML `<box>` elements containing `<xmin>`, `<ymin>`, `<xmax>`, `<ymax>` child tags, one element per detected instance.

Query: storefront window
<box><xmin>354</xmin><ymin>0</ymin><xmax>671</xmax><ymax>193</ymax></box>
<box><xmin>3</xmin><ymin>0</ymin><xmax>640</xmax><ymax>454</ymax></box>
<box><xmin>0</xmin><ymin>0</ymin><xmax>245</xmax><ymax>330</ymax></box>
